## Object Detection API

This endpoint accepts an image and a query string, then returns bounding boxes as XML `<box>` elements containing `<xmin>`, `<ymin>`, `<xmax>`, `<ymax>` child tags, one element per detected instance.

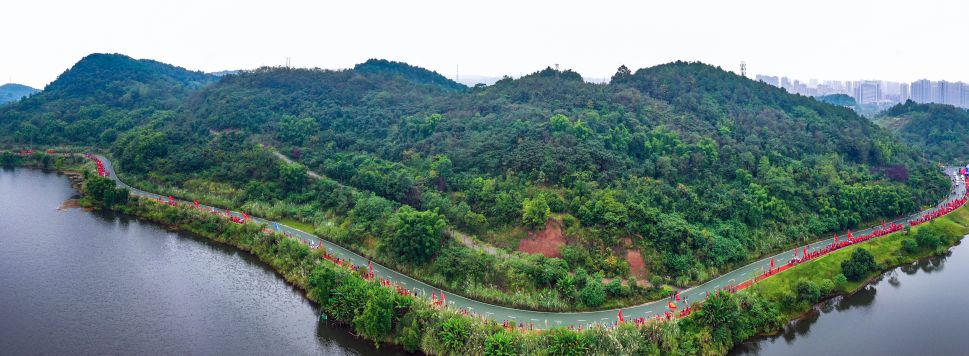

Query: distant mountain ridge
<box><xmin>0</xmin><ymin>53</ymin><xmax>216</xmax><ymax>145</ymax></box>
<box><xmin>0</xmin><ymin>83</ymin><xmax>39</xmax><ymax>104</ymax></box>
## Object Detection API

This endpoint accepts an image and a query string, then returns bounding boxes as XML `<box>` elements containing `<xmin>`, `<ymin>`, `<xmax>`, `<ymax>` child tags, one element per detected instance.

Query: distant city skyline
<box><xmin>755</xmin><ymin>73</ymin><xmax>969</xmax><ymax>109</ymax></box>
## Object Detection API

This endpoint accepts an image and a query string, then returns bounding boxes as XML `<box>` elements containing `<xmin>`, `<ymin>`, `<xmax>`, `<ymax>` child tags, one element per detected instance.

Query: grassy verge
<box><xmin>752</xmin><ymin>205</ymin><xmax>969</xmax><ymax>318</ymax></box>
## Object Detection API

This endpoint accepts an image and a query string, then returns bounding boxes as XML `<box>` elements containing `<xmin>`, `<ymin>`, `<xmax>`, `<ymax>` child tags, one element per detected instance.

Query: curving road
<box><xmin>96</xmin><ymin>155</ymin><xmax>966</xmax><ymax>329</ymax></box>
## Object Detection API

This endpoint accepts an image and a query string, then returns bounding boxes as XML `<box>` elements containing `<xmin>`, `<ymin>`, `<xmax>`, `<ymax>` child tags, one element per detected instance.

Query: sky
<box><xmin>2</xmin><ymin>0</ymin><xmax>968</xmax><ymax>89</ymax></box>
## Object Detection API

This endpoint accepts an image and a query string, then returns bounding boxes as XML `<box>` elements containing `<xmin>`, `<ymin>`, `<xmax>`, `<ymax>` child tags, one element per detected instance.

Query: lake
<box><xmin>0</xmin><ymin>168</ymin><xmax>396</xmax><ymax>355</ymax></box>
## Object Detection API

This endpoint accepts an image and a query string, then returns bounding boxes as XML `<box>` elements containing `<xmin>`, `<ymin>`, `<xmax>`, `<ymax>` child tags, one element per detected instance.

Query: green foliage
<box><xmin>399</xmin><ymin>318</ymin><xmax>422</xmax><ymax>353</ymax></box>
<box><xmin>484</xmin><ymin>331</ymin><xmax>521</xmax><ymax>356</ymax></box>
<box><xmin>544</xmin><ymin>328</ymin><xmax>587</xmax><ymax>356</ymax></box>
<box><xmin>901</xmin><ymin>238</ymin><xmax>919</xmax><ymax>254</ymax></box>
<box><xmin>353</xmin><ymin>287</ymin><xmax>395</xmax><ymax>345</ymax></box>
<box><xmin>387</xmin><ymin>207</ymin><xmax>447</xmax><ymax>264</ymax></box>
<box><xmin>83</xmin><ymin>175</ymin><xmax>129</xmax><ymax>208</ymax></box>
<box><xmin>435</xmin><ymin>317</ymin><xmax>471</xmax><ymax>354</ymax></box>
<box><xmin>521</xmin><ymin>196</ymin><xmax>550</xmax><ymax>229</ymax></box>
<box><xmin>816</xmin><ymin>94</ymin><xmax>857</xmax><ymax>107</ymax></box>
<box><xmin>914</xmin><ymin>227</ymin><xmax>943</xmax><ymax>249</ymax></box>
<box><xmin>883</xmin><ymin>101</ymin><xmax>969</xmax><ymax>163</ymax></box>
<box><xmin>279</xmin><ymin>162</ymin><xmax>307</xmax><ymax>192</ymax></box>
<box><xmin>841</xmin><ymin>248</ymin><xmax>877</xmax><ymax>281</ymax></box>
<box><xmin>795</xmin><ymin>279</ymin><xmax>821</xmax><ymax>303</ymax></box>
<box><xmin>834</xmin><ymin>273</ymin><xmax>848</xmax><ymax>285</ymax></box>
<box><xmin>579</xmin><ymin>277</ymin><xmax>605</xmax><ymax>307</ymax></box>
<box><xmin>605</xmin><ymin>278</ymin><xmax>626</xmax><ymax>298</ymax></box>
<box><xmin>277</xmin><ymin>115</ymin><xmax>319</xmax><ymax>144</ymax></box>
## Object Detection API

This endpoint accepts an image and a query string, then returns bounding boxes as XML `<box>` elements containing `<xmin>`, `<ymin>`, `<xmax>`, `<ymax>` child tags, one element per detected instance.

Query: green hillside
<box><xmin>0</xmin><ymin>53</ymin><xmax>214</xmax><ymax>145</ymax></box>
<box><xmin>0</xmin><ymin>56</ymin><xmax>948</xmax><ymax>310</ymax></box>
<box><xmin>879</xmin><ymin>101</ymin><xmax>969</xmax><ymax>163</ymax></box>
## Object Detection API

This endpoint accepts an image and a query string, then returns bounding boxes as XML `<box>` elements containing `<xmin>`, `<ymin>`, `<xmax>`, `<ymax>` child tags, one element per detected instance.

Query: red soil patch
<box><xmin>626</xmin><ymin>249</ymin><xmax>648</xmax><ymax>282</ymax></box>
<box><xmin>517</xmin><ymin>220</ymin><xmax>565</xmax><ymax>257</ymax></box>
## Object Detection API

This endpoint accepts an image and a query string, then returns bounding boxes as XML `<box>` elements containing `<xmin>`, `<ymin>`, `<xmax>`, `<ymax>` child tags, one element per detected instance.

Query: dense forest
<box><xmin>0</xmin><ymin>54</ymin><xmax>949</xmax><ymax>311</ymax></box>
<box><xmin>878</xmin><ymin>101</ymin><xmax>969</xmax><ymax>163</ymax></box>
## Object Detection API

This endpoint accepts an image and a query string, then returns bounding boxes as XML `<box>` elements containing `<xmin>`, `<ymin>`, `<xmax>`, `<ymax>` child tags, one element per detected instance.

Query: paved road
<box><xmin>97</xmin><ymin>155</ymin><xmax>966</xmax><ymax>329</ymax></box>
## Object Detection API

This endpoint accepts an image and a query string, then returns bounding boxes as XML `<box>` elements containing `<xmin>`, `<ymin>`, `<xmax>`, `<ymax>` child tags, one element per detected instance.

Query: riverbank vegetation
<box><xmin>87</xmin><ymin>184</ymin><xmax>785</xmax><ymax>355</ymax></box>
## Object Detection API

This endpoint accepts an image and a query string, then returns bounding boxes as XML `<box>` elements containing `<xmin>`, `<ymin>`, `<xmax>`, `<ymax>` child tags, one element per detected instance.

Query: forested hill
<box><xmin>353</xmin><ymin>59</ymin><xmax>466</xmax><ymax>91</ymax></box>
<box><xmin>0</xmin><ymin>83</ymin><xmax>39</xmax><ymax>104</ymax></box>
<box><xmin>879</xmin><ymin>100</ymin><xmax>969</xmax><ymax>163</ymax></box>
<box><xmin>0</xmin><ymin>55</ymin><xmax>950</xmax><ymax>310</ymax></box>
<box><xmin>0</xmin><ymin>53</ymin><xmax>214</xmax><ymax>145</ymax></box>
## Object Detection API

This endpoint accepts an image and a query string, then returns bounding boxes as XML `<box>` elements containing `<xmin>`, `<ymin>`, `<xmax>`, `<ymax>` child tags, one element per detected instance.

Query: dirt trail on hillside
<box><xmin>517</xmin><ymin>220</ymin><xmax>565</xmax><ymax>257</ymax></box>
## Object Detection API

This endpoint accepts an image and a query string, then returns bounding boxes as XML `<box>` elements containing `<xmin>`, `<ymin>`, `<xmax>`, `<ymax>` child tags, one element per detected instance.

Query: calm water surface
<box><xmin>0</xmin><ymin>168</ymin><xmax>397</xmax><ymax>355</ymax></box>
<box><xmin>733</xmin><ymin>235</ymin><xmax>969</xmax><ymax>355</ymax></box>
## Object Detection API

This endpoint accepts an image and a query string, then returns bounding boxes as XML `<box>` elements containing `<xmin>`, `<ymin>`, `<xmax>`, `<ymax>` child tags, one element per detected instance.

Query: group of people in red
<box><xmin>909</xmin><ymin>194</ymin><xmax>968</xmax><ymax>227</ymax></box>
<box><xmin>84</xmin><ymin>153</ymin><xmax>108</xmax><ymax>177</ymax></box>
<box><xmin>755</xmin><ymin>187</ymin><xmax>969</xmax><ymax>284</ymax></box>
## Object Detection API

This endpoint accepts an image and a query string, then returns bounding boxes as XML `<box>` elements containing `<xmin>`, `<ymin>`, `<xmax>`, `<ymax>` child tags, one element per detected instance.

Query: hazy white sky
<box><xmin>3</xmin><ymin>0</ymin><xmax>967</xmax><ymax>88</ymax></box>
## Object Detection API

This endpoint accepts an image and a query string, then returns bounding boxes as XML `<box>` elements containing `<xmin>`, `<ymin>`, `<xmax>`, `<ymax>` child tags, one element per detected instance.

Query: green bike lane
<box><xmin>96</xmin><ymin>155</ymin><xmax>966</xmax><ymax>329</ymax></box>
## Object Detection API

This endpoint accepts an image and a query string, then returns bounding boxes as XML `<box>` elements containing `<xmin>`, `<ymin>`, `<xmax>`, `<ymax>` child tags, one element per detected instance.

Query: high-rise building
<box><xmin>962</xmin><ymin>85</ymin><xmax>969</xmax><ymax>108</ymax></box>
<box><xmin>853</xmin><ymin>81</ymin><xmax>882</xmax><ymax>105</ymax></box>
<box><xmin>942</xmin><ymin>81</ymin><xmax>962</xmax><ymax>107</ymax></box>
<box><xmin>911</xmin><ymin>79</ymin><xmax>932</xmax><ymax>103</ymax></box>
<box><xmin>900</xmin><ymin>83</ymin><xmax>910</xmax><ymax>102</ymax></box>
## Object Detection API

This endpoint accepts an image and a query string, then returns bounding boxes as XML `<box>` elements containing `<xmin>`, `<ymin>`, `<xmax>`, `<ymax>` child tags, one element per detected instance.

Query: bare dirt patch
<box><xmin>626</xmin><ymin>249</ymin><xmax>648</xmax><ymax>282</ymax></box>
<box><xmin>517</xmin><ymin>219</ymin><xmax>565</xmax><ymax>257</ymax></box>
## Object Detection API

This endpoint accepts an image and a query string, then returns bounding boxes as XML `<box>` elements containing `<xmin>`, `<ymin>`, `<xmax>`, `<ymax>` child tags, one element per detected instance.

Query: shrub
<box><xmin>484</xmin><ymin>331</ymin><xmax>521</xmax><ymax>356</ymax></box>
<box><xmin>399</xmin><ymin>319</ymin><xmax>421</xmax><ymax>353</ymax></box>
<box><xmin>818</xmin><ymin>279</ymin><xmax>835</xmax><ymax>296</ymax></box>
<box><xmin>353</xmin><ymin>288</ymin><xmax>394</xmax><ymax>345</ymax></box>
<box><xmin>841</xmin><ymin>248</ymin><xmax>877</xmax><ymax>281</ymax></box>
<box><xmin>387</xmin><ymin>206</ymin><xmax>447</xmax><ymax>265</ymax></box>
<box><xmin>556</xmin><ymin>274</ymin><xmax>577</xmax><ymax>300</ymax></box>
<box><xmin>521</xmin><ymin>196</ymin><xmax>551</xmax><ymax>229</ymax></box>
<box><xmin>795</xmin><ymin>280</ymin><xmax>821</xmax><ymax>303</ymax></box>
<box><xmin>545</xmin><ymin>328</ymin><xmax>586</xmax><ymax>356</ymax></box>
<box><xmin>901</xmin><ymin>239</ymin><xmax>919</xmax><ymax>254</ymax></box>
<box><xmin>605</xmin><ymin>279</ymin><xmax>624</xmax><ymax>297</ymax></box>
<box><xmin>579</xmin><ymin>278</ymin><xmax>605</xmax><ymax>307</ymax></box>
<box><xmin>915</xmin><ymin>228</ymin><xmax>942</xmax><ymax>250</ymax></box>
<box><xmin>834</xmin><ymin>273</ymin><xmax>848</xmax><ymax>285</ymax></box>
<box><xmin>435</xmin><ymin>317</ymin><xmax>471</xmax><ymax>354</ymax></box>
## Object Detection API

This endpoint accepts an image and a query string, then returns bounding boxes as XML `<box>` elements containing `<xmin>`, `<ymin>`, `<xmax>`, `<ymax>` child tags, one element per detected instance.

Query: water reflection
<box><xmin>733</xmin><ymin>242</ymin><xmax>968</xmax><ymax>355</ymax></box>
